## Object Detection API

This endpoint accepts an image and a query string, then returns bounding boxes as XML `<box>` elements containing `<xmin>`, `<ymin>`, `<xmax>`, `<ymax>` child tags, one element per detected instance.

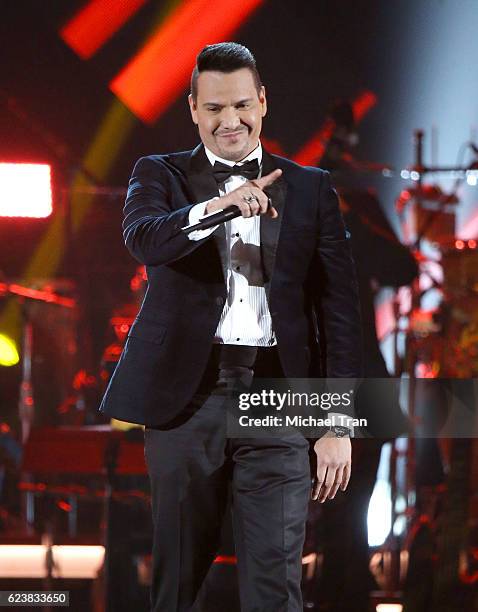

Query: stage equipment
<box><xmin>20</xmin><ymin>426</ymin><xmax>150</xmax><ymax>612</ymax></box>
<box><xmin>395</xmin><ymin>131</ymin><xmax>478</xmax><ymax>379</ymax></box>
<box><xmin>392</xmin><ymin>130</ymin><xmax>478</xmax><ymax>611</ymax></box>
<box><xmin>0</xmin><ymin>280</ymin><xmax>77</xmax><ymax>442</ymax></box>
<box><xmin>396</xmin><ymin>183</ymin><xmax>458</xmax><ymax>246</ymax></box>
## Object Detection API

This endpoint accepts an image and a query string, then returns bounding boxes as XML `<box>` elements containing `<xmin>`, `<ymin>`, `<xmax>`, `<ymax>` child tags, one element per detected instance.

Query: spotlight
<box><xmin>466</xmin><ymin>171</ymin><xmax>478</xmax><ymax>186</ymax></box>
<box><xmin>0</xmin><ymin>334</ymin><xmax>19</xmax><ymax>366</ymax></box>
<box><xmin>0</xmin><ymin>163</ymin><xmax>52</xmax><ymax>218</ymax></box>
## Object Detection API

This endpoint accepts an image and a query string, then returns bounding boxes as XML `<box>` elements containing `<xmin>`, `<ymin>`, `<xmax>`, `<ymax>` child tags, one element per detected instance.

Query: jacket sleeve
<box><xmin>313</xmin><ymin>171</ymin><xmax>363</xmax><ymax>378</ymax></box>
<box><xmin>122</xmin><ymin>156</ymin><xmax>211</xmax><ymax>266</ymax></box>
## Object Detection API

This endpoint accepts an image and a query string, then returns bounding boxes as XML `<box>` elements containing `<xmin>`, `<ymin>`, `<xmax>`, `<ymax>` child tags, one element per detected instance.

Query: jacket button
<box><xmin>216</xmin><ymin>297</ymin><xmax>224</xmax><ymax>306</ymax></box>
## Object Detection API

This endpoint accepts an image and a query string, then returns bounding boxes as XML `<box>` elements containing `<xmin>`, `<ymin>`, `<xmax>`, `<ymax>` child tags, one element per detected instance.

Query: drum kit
<box><xmin>337</xmin><ymin>128</ymin><xmax>478</xmax><ymax>380</ymax></box>
<box><xmin>394</xmin><ymin>131</ymin><xmax>478</xmax><ymax>379</ymax></box>
<box><xmin>312</xmin><ymin>127</ymin><xmax>478</xmax><ymax>605</ymax></box>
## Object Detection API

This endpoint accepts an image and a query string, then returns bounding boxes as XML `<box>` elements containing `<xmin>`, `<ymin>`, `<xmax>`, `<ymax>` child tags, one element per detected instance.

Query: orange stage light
<box><xmin>110</xmin><ymin>0</ymin><xmax>264</xmax><ymax>124</ymax></box>
<box><xmin>0</xmin><ymin>163</ymin><xmax>52</xmax><ymax>218</ymax></box>
<box><xmin>60</xmin><ymin>0</ymin><xmax>148</xmax><ymax>60</ymax></box>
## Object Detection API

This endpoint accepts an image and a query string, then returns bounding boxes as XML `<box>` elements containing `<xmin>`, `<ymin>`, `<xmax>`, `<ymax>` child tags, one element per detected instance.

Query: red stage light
<box><xmin>455</xmin><ymin>239</ymin><xmax>465</xmax><ymax>250</ymax></box>
<box><xmin>352</xmin><ymin>90</ymin><xmax>378</xmax><ymax>122</ymax></box>
<box><xmin>293</xmin><ymin>90</ymin><xmax>377</xmax><ymax>166</ymax></box>
<box><xmin>110</xmin><ymin>0</ymin><xmax>264</xmax><ymax>123</ymax></box>
<box><xmin>292</xmin><ymin>119</ymin><xmax>336</xmax><ymax>167</ymax></box>
<box><xmin>60</xmin><ymin>0</ymin><xmax>148</xmax><ymax>60</ymax></box>
<box><xmin>213</xmin><ymin>555</ymin><xmax>237</xmax><ymax>564</ymax></box>
<box><xmin>0</xmin><ymin>163</ymin><xmax>52</xmax><ymax>218</ymax></box>
<box><xmin>468</xmin><ymin>239</ymin><xmax>477</xmax><ymax>249</ymax></box>
<box><xmin>57</xmin><ymin>500</ymin><xmax>72</xmax><ymax>513</ymax></box>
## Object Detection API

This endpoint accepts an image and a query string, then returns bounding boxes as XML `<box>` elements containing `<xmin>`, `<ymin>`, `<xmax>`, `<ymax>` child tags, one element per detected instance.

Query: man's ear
<box><xmin>259</xmin><ymin>86</ymin><xmax>267</xmax><ymax>118</ymax></box>
<box><xmin>188</xmin><ymin>94</ymin><xmax>198</xmax><ymax>125</ymax></box>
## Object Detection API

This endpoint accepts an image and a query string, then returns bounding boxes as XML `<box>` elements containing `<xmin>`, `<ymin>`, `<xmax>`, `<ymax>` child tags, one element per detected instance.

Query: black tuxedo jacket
<box><xmin>99</xmin><ymin>144</ymin><xmax>362</xmax><ymax>426</ymax></box>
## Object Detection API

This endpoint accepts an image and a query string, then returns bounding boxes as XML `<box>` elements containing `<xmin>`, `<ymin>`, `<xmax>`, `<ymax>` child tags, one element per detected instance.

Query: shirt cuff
<box><xmin>328</xmin><ymin>413</ymin><xmax>354</xmax><ymax>437</ymax></box>
<box><xmin>187</xmin><ymin>198</ymin><xmax>221</xmax><ymax>241</ymax></box>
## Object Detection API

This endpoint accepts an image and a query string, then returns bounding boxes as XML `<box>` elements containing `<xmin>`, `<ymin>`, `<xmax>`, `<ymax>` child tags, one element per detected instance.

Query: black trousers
<box><xmin>144</xmin><ymin>347</ymin><xmax>311</xmax><ymax>612</ymax></box>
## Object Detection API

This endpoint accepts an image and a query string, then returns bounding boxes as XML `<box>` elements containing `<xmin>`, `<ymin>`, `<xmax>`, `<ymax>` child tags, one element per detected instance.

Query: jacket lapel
<box><xmin>184</xmin><ymin>144</ymin><xmax>228</xmax><ymax>281</ymax></box>
<box><xmin>260</xmin><ymin>150</ymin><xmax>287</xmax><ymax>293</ymax></box>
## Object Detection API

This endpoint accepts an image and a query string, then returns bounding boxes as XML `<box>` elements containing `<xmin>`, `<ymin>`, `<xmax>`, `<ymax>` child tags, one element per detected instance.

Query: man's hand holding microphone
<box><xmin>205</xmin><ymin>168</ymin><xmax>282</xmax><ymax>218</ymax></box>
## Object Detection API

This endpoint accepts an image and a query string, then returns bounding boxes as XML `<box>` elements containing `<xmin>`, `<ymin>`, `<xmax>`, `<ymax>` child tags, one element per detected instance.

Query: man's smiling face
<box><xmin>189</xmin><ymin>68</ymin><xmax>267</xmax><ymax>162</ymax></box>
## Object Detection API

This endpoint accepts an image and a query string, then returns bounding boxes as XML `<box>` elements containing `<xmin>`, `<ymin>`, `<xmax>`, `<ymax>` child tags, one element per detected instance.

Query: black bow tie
<box><xmin>212</xmin><ymin>159</ymin><xmax>260</xmax><ymax>183</ymax></box>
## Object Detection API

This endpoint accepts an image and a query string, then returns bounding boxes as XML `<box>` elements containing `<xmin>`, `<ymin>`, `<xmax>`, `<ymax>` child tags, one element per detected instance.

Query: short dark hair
<box><xmin>190</xmin><ymin>42</ymin><xmax>262</xmax><ymax>100</ymax></box>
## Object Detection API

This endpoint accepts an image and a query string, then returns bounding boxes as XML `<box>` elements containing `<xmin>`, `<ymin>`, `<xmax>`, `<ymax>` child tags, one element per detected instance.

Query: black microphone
<box><xmin>181</xmin><ymin>198</ymin><xmax>272</xmax><ymax>235</ymax></box>
<box><xmin>181</xmin><ymin>205</ymin><xmax>242</xmax><ymax>235</ymax></box>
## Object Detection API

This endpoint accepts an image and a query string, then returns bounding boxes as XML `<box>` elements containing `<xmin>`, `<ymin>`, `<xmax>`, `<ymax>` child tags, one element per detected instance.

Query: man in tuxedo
<box><xmin>100</xmin><ymin>42</ymin><xmax>362</xmax><ymax>611</ymax></box>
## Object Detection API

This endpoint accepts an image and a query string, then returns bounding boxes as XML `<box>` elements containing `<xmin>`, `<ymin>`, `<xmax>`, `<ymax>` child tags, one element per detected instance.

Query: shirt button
<box><xmin>235</xmin><ymin>233</ymin><xmax>239</xmax><ymax>237</ymax></box>
<box><xmin>236</xmin><ymin>338</ymin><xmax>240</xmax><ymax>341</ymax></box>
<box><xmin>236</xmin><ymin>266</ymin><xmax>240</xmax><ymax>271</ymax></box>
<box><xmin>239</xmin><ymin>299</ymin><xmax>243</xmax><ymax>302</ymax></box>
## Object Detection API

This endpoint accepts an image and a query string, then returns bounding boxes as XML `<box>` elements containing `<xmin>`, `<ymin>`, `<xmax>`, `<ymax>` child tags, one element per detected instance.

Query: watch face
<box><xmin>331</xmin><ymin>426</ymin><xmax>350</xmax><ymax>437</ymax></box>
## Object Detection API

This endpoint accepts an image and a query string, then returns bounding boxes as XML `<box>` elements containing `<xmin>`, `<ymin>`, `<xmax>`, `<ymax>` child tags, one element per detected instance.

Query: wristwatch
<box><xmin>328</xmin><ymin>425</ymin><xmax>351</xmax><ymax>438</ymax></box>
